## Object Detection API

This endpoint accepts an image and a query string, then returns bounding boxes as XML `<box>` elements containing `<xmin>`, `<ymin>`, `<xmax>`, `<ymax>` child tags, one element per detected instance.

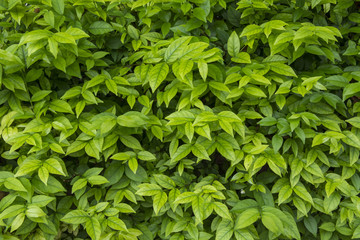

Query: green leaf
<box><xmin>293</xmin><ymin>185</ymin><xmax>313</xmax><ymax>204</ymax></box>
<box><xmin>198</xmin><ymin>59</ymin><xmax>208</xmax><ymax>81</ymax></box>
<box><xmin>342</xmin><ymin>130</ymin><xmax>360</xmax><ymax>149</ymax></box>
<box><xmin>352</xmin><ymin>225</ymin><xmax>360</xmax><ymax>239</ymax></box>
<box><xmin>231</xmin><ymin>52</ymin><xmax>251</xmax><ymax>64</ymax></box>
<box><xmin>270</xmin><ymin>63</ymin><xmax>297</xmax><ymax>77</ymax></box>
<box><xmin>153</xmin><ymin>191</ymin><xmax>167</xmax><ymax>215</ymax></box>
<box><xmin>192</xmin><ymin>195</ymin><xmax>205</xmax><ymax>224</ymax></box>
<box><xmin>263</xmin><ymin>20</ymin><xmax>287</xmax><ymax>37</ymax></box>
<box><xmin>127</xmin><ymin>25</ymin><xmax>139</xmax><ymax>39</ymax></box>
<box><xmin>15</xmin><ymin>160</ymin><xmax>42</xmax><ymax>177</ymax></box>
<box><xmin>88</xmin><ymin>175</ymin><xmax>109</xmax><ymax>185</ymax></box>
<box><xmin>228</xmin><ymin>31</ymin><xmax>240</xmax><ymax>57</ymax></box>
<box><xmin>53</xmin><ymin>32</ymin><xmax>76</xmax><ymax>44</ymax></box>
<box><xmin>192</xmin><ymin>144</ymin><xmax>210</xmax><ymax>160</ymax></box>
<box><xmin>261</xmin><ymin>209</ymin><xmax>283</xmax><ymax>234</ymax></box>
<box><xmin>86</xmin><ymin>75</ymin><xmax>105</xmax><ymax>89</ymax></box>
<box><xmin>44</xmin><ymin>158</ymin><xmax>65</xmax><ymax>175</ymax></box>
<box><xmin>49</xmin><ymin>99</ymin><xmax>74</xmax><ymax>114</ymax></box>
<box><xmin>61</xmin><ymin>86</ymin><xmax>82</xmax><ymax>100</ymax></box>
<box><xmin>175</xmin><ymin>192</ymin><xmax>197</xmax><ymax>204</ymax></box>
<box><xmin>131</xmin><ymin>0</ymin><xmax>151</xmax><ymax>9</ymax></box>
<box><xmin>185</xmin><ymin>122</ymin><xmax>195</xmax><ymax>142</ymax></box>
<box><xmin>164</xmin><ymin>37</ymin><xmax>192</xmax><ymax>63</ymax></box>
<box><xmin>234</xmin><ymin>208</ymin><xmax>260</xmax><ymax>229</ymax></box>
<box><xmin>171</xmin><ymin>144</ymin><xmax>192</xmax><ymax>163</ymax></box>
<box><xmin>25</xmin><ymin>205</ymin><xmax>46</xmax><ymax>218</ymax></box>
<box><xmin>0</xmin><ymin>205</ymin><xmax>26</xmax><ymax>220</ymax></box>
<box><xmin>170</xmin><ymin>234</ymin><xmax>185</xmax><ymax>240</ymax></box>
<box><xmin>213</xmin><ymin>202</ymin><xmax>232</xmax><ymax>219</ymax></box>
<box><xmin>278</xmin><ymin>184</ymin><xmax>292</xmax><ymax>205</ymax></box>
<box><xmin>274</xmin><ymin>31</ymin><xmax>294</xmax><ymax>45</ymax></box>
<box><xmin>72</xmin><ymin>178</ymin><xmax>87</xmax><ymax>193</ymax></box>
<box><xmin>216</xmin><ymin>219</ymin><xmax>233</xmax><ymax>240</ymax></box>
<box><xmin>193</xmin><ymin>7</ymin><xmax>207</xmax><ymax>22</ymax></box>
<box><xmin>343</xmin><ymin>82</ymin><xmax>360</xmax><ymax>100</ymax></box>
<box><xmin>346</xmin><ymin>117</ymin><xmax>360</xmax><ymax>128</ymax></box>
<box><xmin>149</xmin><ymin>63</ymin><xmax>169</xmax><ymax>92</ymax></box>
<box><xmin>11</xmin><ymin>212</ymin><xmax>25</xmax><ymax>232</ymax></box>
<box><xmin>311</xmin><ymin>0</ymin><xmax>321</xmax><ymax>8</ymax></box>
<box><xmin>304</xmin><ymin>216</ymin><xmax>318</xmax><ymax>237</ymax></box>
<box><xmin>178</xmin><ymin>59</ymin><xmax>193</xmax><ymax>80</ymax></box>
<box><xmin>38</xmin><ymin>166</ymin><xmax>49</xmax><ymax>185</ymax></box>
<box><xmin>128</xmin><ymin>158</ymin><xmax>138</xmax><ymax>174</ymax></box>
<box><xmin>154</xmin><ymin>174</ymin><xmax>176</xmax><ymax>189</ymax></box>
<box><xmin>85</xmin><ymin>140</ymin><xmax>100</xmax><ymax>159</ymax></box>
<box><xmin>117</xmin><ymin>112</ymin><xmax>148</xmax><ymax>128</ymax></box>
<box><xmin>324</xmin><ymin>192</ymin><xmax>341</xmax><ymax>213</ymax></box>
<box><xmin>39</xmin><ymin>221</ymin><xmax>58</xmax><ymax>235</ymax></box>
<box><xmin>66</xmin><ymin>141</ymin><xmax>87</xmax><ymax>155</ymax></box>
<box><xmin>272</xmin><ymin>135</ymin><xmax>283</xmax><ymax>153</ymax></box>
<box><xmin>136</xmin><ymin>184</ymin><xmax>161</xmax><ymax>196</ymax></box>
<box><xmin>282</xmin><ymin>211</ymin><xmax>301</xmax><ymax>240</ymax></box>
<box><xmin>117</xmin><ymin>203</ymin><xmax>136</xmax><ymax>213</ymax></box>
<box><xmin>85</xmin><ymin>217</ymin><xmax>101</xmax><ymax>240</ymax></box>
<box><xmin>319</xmin><ymin>222</ymin><xmax>335</xmax><ymax>232</ymax></box>
<box><xmin>52</xmin><ymin>0</ymin><xmax>64</xmax><ymax>14</ymax></box>
<box><xmin>234</xmin><ymin>229</ymin><xmax>254</xmax><ymax>240</ymax></box>
<box><xmin>66</xmin><ymin>27</ymin><xmax>90</xmax><ymax>39</ymax></box>
<box><xmin>111</xmin><ymin>152</ymin><xmax>132</xmax><ymax>161</ymax></box>
<box><xmin>259</xmin><ymin>117</ymin><xmax>277</xmax><ymax>126</ymax></box>
<box><xmin>209</xmin><ymin>81</ymin><xmax>230</xmax><ymax>92</ymax></box>
<box><xmin>34</xmin><ymin>176</ymin><xmax>66</xmax><ymax>194</ymax></box>
<box><xmin>31</xmin><ymin>90</ymin><xmax>52</xmax><ymax>102</ymax></box>
<box><xmin>61</xmin><ymin>210</ymin><xmax>89</xmax><ymax>224</ymax></box>
<box><xmin>245</xmin><ymin>86</ymin><xmax>267</xmax><ymax>98</ymax></box>
<box><xmin>83</xmin><ymin>168</ymin><xmax>103</xmax><ymax>178</ymax></box>
<box><xmin>216</xmin><ymin>134</ymin><xmax>237</xmax><ymax>161</ymax></box>
<box><xmin>107</xmin><ymin>217</ymin><xmax>127</xmax><ymax>231</ymax></box>
<box><xmin>240</xmin><ymin>25</ymin><xmax>263</xmax><ymax>37</ymax></box>
<box><xmin>4</xmin><ymin>177</ymin><xmax>27</xmax><ymax>192</ymax></box>
<box><xmin>19</xmin><ymin>30</ymin><xmax>50</xmax><ymax>45</ymax></box>
<box><xmin>89</xmin><ymin>21</ymin><xmax>114</xmax><ymax>35</ymax></box>
<box><xmin>120</xmin><ymin>135</ymin><xmax>143</xmax><ymax>150</ymax></box>
<box><xmin>31</xmin><ymin>195</ymin><xmax>55</xmax><ymax>207</ymax></box>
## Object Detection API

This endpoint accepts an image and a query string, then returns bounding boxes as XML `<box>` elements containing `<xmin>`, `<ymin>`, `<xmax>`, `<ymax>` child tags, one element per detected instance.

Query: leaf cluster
<box><xmin>1</xmin><ymin>0</ymin><xmax>360</xmax><ymax>240</ymax></box>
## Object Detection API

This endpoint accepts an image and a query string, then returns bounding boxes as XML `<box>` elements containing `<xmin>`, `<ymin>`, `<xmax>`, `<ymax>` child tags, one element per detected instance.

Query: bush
<box><xmin>1</xmin><ymin>0</ymin><xmax>360</xmax><ymax>239</ymax></box>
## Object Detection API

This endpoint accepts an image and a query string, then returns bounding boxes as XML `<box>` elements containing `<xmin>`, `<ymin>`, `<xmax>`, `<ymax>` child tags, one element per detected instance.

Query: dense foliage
<box><xmin>1</xmin><ymin>0</ymin><xmax>360</xmax><ymax>239</ymax></box>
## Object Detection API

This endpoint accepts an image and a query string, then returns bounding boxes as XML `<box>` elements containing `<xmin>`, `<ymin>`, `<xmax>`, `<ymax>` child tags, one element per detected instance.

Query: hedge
<box><xmin>1</xmin><ymin>0</ymin><xmax>360</xmax><ymax>239</ymax></box>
